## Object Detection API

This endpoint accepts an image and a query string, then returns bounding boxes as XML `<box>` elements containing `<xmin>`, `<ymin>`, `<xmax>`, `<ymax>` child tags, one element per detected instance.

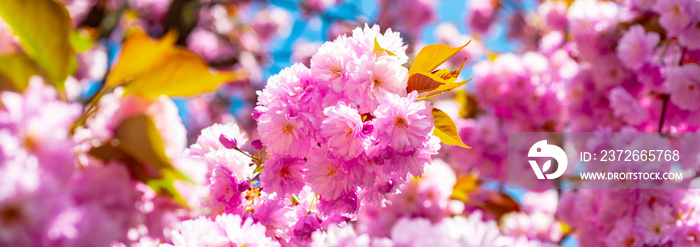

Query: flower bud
<box><xmin>219</xmin><ymin>134</ymin><xmax>238</xmax><ymax>149</ymax></box>
<box><xmin>252</xmin><ymin>107</ymin><xmax>265</xmax><ymax>121</ymax></box>
<box><xmin>251</xmin><ymin>139</ymin><xmax>264</xmax><ymax>150</ymax></box>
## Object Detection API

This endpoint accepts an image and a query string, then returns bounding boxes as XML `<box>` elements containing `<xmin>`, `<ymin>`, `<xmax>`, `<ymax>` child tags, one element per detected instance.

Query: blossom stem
<box><xmin>658</xmin><ymin>94</ymin><xmax>669</xmax><ymax>133</ymax></box>
<box><xmin>309</xmin><ymin>195</ymin><xmax>318</xmax><ymax>213</ymax></box>
<box><xmin>70</xmin><ymin>85</ymin><xmax>109</xmax><ymax>134</ymax></box>
<box><xmin>252</xmin><ymin>165</ymin><xmax>265</xmax><ymax>176</ymax></box>
<box><xmin>234</xmin><ymin>147</ymin><xmax>260</xmax><ymax>163</ymax></box>
<box><xmin>658</xmin><ymin>40</ymin><xmax>672</xmax><ymax>64</ymax></box>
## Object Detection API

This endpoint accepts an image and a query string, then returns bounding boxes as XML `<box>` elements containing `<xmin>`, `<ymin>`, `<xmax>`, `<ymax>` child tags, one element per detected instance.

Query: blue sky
<box><xmin>265</xmin><ymin>0</ymin><xmax>527</xmax><ymax>77</ymax></box>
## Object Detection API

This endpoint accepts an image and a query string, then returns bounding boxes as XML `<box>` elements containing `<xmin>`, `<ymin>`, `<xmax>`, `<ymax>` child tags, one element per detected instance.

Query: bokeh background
<box><xmin>2</xmin><ymin>0</ymin><xmax>700</xmax><ymax>246</ymax></box>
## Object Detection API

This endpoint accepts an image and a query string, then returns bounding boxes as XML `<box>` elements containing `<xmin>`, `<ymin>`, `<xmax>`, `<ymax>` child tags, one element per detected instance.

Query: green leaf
<box><xmin>90</xmin><ymin>115</ymin><xmax>191</xmax><ymax>207</ymax></box>
<box><xmin>0</xmin><ymin>54</ymin><xmax>46</xmax><ymax>92</ymax></box>
<box><xmin>146</xmin><ymin>170</ymin><xmax>190</xmax><ymax>207</ymax></box>
<box><xmin>107</xmin><ymin>29</ymin><xmax>246</xmax><ymax>99</ymax></box>
<box><xmin>115</xmin><ymin>115</ymin><xmax>173</xmax><ymax>172</ymax></box>
<box><xmin>0</xmin><ymin>0</ymin><xmax>73</xmax><ymax>88</ymax></box>
<box><xmin>408</xmin><ymin>41</ymin><xmax>470</xmax><ymax>76</ymax></box>
<box><xmin>70</xmin><ymin>28</ymin><xmax>98</xmax><ymax>52</ymax></box>
<box><xmin>432</xmin><ymin>108</ymin><xmax>470</xmax><ymax>149</ymax></box>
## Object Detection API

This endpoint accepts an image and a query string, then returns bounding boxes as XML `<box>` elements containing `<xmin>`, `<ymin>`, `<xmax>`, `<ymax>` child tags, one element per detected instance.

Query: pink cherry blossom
<box><xmin>373</xmin><ymin>91</ymin><xmax>433</xmax><ymax>154</ymax></box>
<box><xmin>320</xmin><ymin>102</ymin><xmax>368</xmax><ymax>159</ymax></box>
<box><xmin>617</xmin><ymin>25</ymin><xmax>660</xmax><ymax>70</ymax></box>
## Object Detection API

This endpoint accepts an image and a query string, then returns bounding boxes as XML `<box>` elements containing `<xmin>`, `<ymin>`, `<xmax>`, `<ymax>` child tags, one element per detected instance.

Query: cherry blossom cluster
<box><xmin>255</xmin><ymin>24</ymin><xmax>439</xmax><ymax>216</ymax></box>
<box><xmin>5</xmin><ymin>0</ymin><xmax>700</xmax><ymax>246</ymax></box>
<box><xmin>439</xmin><ymin>0</ymin><xmax>700</xmax><ymax>245</ymax></box>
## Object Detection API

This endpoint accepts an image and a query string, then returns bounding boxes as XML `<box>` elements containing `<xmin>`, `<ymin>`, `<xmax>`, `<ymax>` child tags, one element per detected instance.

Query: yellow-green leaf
<box><xmin>434</xmin><ymin>78</ymin><xmax>471</xmax><ymax>93</ymax></box>
<box><xmin>373</xmin><ymin>37</ymin><xmax>396</xmax><ymax>57</ymax></box>
<box><xmin>70</xmin><ymin>27</ymin><xmax>98</xmax><ymax>52</ymax></box>
<box><xmin>146</xmin><ymin>170</ymin><xmax>190</xmax><ymax>208</ymax></box>
<box><xmin>107</xmin><ymin>29</ymin><xmax>245</xmax><ymax>99</ymax></box>
<box><xmin>418</xmin><ymin>78</ymin><xmax>472</xmax><ymax>100</ymax></box>
<box><xmin>106</xmin><ymin>30</ymin><xmax>177</xmax><ymax>88</ymax></box>
<box><xmin>486</xmin><ymin>51</ymin><xmax>499</xmax><ymax>61</ymax></box>
<box><xmin>115</xmin><ymin>115</ymin><xmax>191</xmax><ymax>206</ymax></box>
<box><xmin>0</xmin><ymin>0</ymin><xmax>73</xmax><ymax>88</ymax></box>
<box><xmin>407</xmin><ymin>44</ymin><xmax>472</xmax><ymax>100</ymax></box>
<box><xmin>456</xmin><ymin>89</ymin><xmax>479</xmax><ymax>119</ymax></box>
<box><xmin>408</xmin><ymin>41</ymin><xmax>470</xmax><ymax>76</ymax></box>
<box><xmin>479</xmin><ymin>191</ymin><xmax>520</xmax><ymax>218</ymax></box>
<box><xmin>451</xmin><ymin>174</ymin><xmax>480</xmax><ymax>202</ymax></box>
<box><xmin>123</xmin><ymin>49</ymin><xmax>246</xmax><ymax>98</ymax></box>
<box><xmin>115</xmin><ymin>115</ymin><xmax>171</xmax><ymax>173</ymax></box>
<box><xmin>0</xmin><ymin>54</ymin><xmax>46</xmax><ymax>92</ymax></box>
<box><xmin>415</xmin><ymin>58</ymin><xmax>470</xmax><ymax>100</ymax></box>
<box><xmin>560</xmin><ymin>222</ymin><xmax>572</xmax><ymax>235</ymax></box>
<box><xmin>431</xmin><ymin>57</ymin><xmax>467</xmax><ymax>83</ymax></box>
<box><xmin>406</xmin><ymin>72</ymin><xmax>445</xmax><ymax>94</ymax></box>
<box><xmin>432</xmin><ymin>108</ymin><xmax>470</xmax><ymax>149</ymax></box>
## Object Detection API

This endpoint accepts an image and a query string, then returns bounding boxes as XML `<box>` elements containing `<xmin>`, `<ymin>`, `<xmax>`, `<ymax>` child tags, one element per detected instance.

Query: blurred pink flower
<box><xmin>0</xmin><ymin>77</ymin><xmax>81</xmax><ymax>178</ymax></box>
<box><xmin>311</xmin><ymin>224</ymin><xmax>371</xmax><ymax>247</ymax></box>
<box><xmin>500</xmin><ymin>212</ymin><xmax>563</xmax><ymax>243</ymax></box>
<box><xmin>217</xmin><ymin>213</ymin><xmax>280</xmax><ymax>247</ymax></box>
<box><xmin>617</xmin><ymin>25</ymin><xmax>660</xmax><ymax>70</ymax></box>
<box><xmin>466</xmin><ymin>0</ymin><xmax>498</xmax><ymax>34</ymax></box>
<box><xmin>538</xmin><ymin>1</ymin><xmax>568</xmax><ymax>31</ymax></box>
<box><xmin>292</xmin><ymin>40</ymin><xmax>321</xmax><ymax>67</ymax></box>
<box><xmin>609</xmin><ymin>87</ymin><xmax>650</xmax><ymax>125</ymax></box>
<box><xmin>252</xmin><ymin>8</ymin><xmax>292</xmax><ymax>43</ymax></box>
<box><xmin>665</xmin><ymin>64</ymin><xmax>700</xmax><ymax>111</ymax></box>
<box><xmin>187</xmin><ymin>28</ymin><xmax>235</xmax><ymax>63</ymax></box>
<box><xmin>302</xmin><ymin>0</ymin><xmax>342</xmax><ymax>15</ymax></box>
<box><xmin>653</xmin><ymin>0</ymin><xmax>699</xmax><ymax>36</ymax></box>
<box><xmin>390</xmin><ymin>211</ymin><xmax>513</xmax><ymax>247</ymax></box>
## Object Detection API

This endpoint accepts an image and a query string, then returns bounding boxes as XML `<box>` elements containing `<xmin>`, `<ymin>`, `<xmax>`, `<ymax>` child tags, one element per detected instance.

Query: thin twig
<box><xmin>658</xmin><ymin>94</ymin><xmax>669</xmax><ymax>133</ymax></box>
<box><xmin>658</xmin><ymin>44</ymin><xmax>687</xmax><ymax>133</ymax></box>
<box><xmin>70</xmin><ymin>85</ymin><xmax>109</xmax><ymax>133</ymax></box>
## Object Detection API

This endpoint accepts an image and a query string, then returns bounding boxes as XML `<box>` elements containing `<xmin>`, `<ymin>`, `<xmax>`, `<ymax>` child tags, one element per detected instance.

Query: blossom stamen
<box><xmin>395</xmin><ymin>117</ymin><xmax>408</xmax><ymax>128</ymax></box>
<box><xmin>328</xmin><ymin>65</ymin><xmax>342</xmax><ymax>75</ymax></box>
<box><xmin>282</xmin><ymin>124</ymin><xmax>293</xmax><ymax>134</ymax></box>
<box><xmin>280</xmin><ymin>166</ymin><xmax>291</xmax><ymax>177</ymax></box>
<box><xmin>326</xmin><ymin>167</ymin><xmax>337</xmax><ymax>177</ymax></box>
